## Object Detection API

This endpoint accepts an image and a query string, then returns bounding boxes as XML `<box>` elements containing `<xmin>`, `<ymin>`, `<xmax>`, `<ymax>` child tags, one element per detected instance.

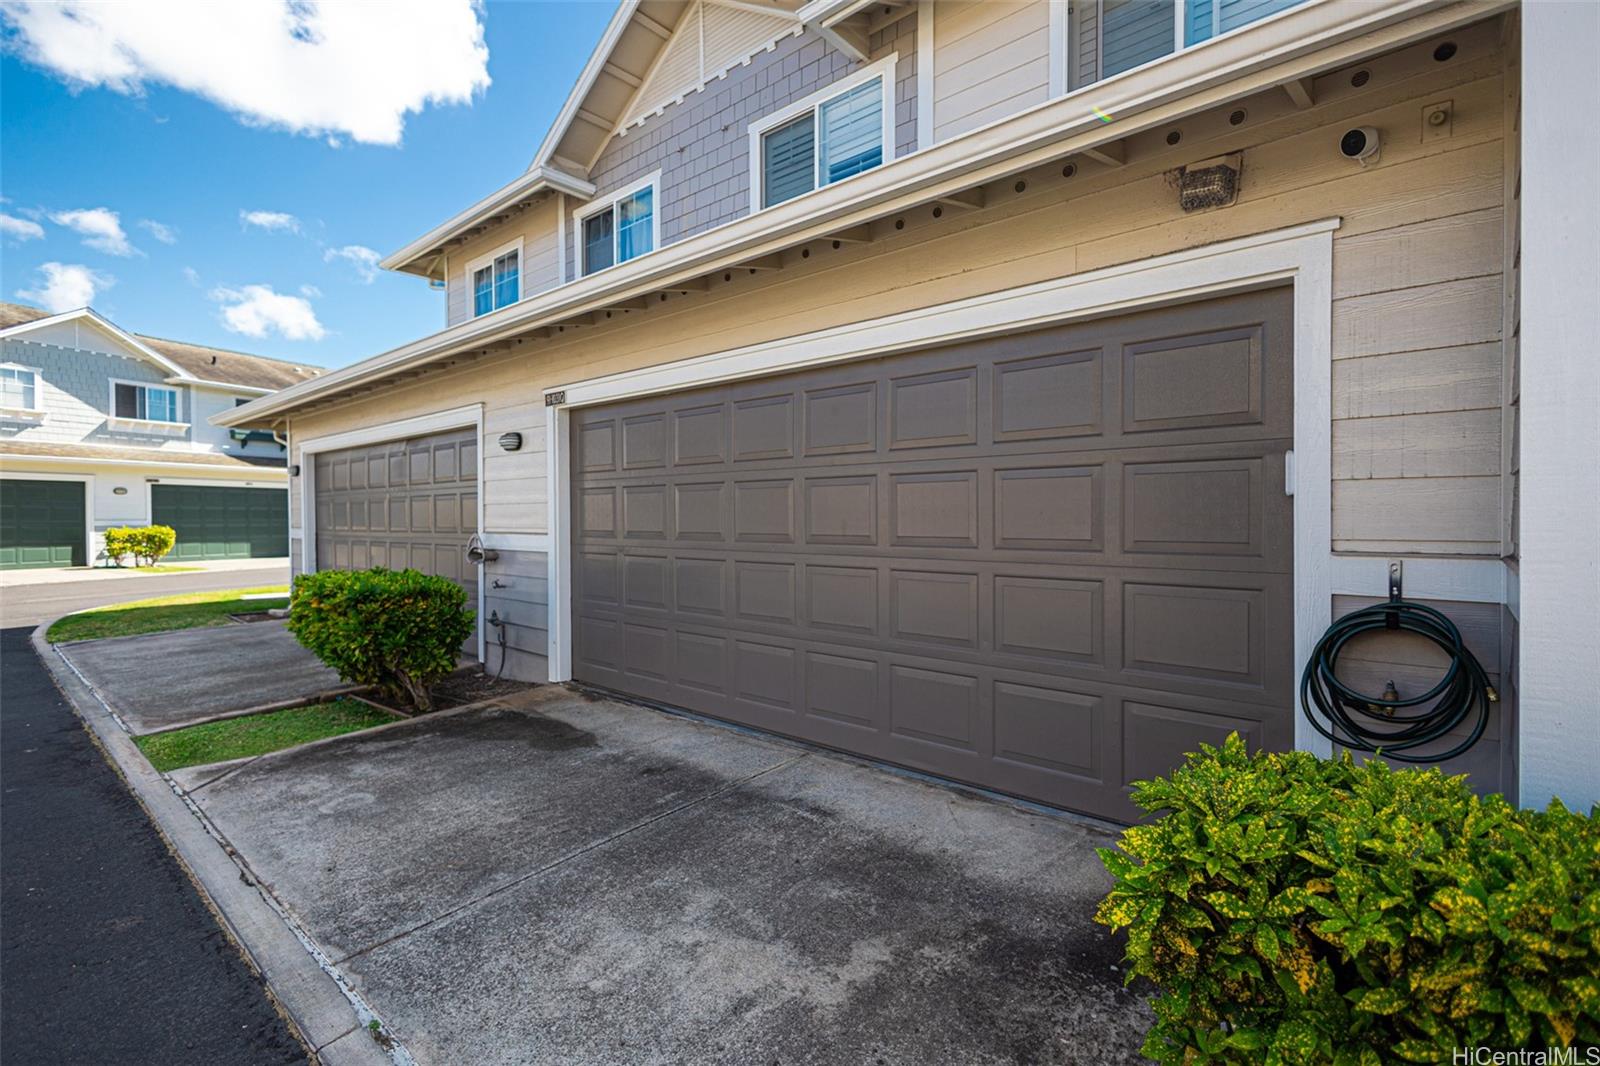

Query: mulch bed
<box><xmin>352</xmin><ymin>669</ymin><xmax>538</xmax><ymax>716</ymax></box>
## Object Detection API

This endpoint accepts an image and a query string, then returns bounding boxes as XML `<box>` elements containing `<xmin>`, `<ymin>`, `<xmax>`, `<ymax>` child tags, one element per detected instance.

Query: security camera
<box><xmin>1340</xmin><ymin>126</ymin><xmax>1381</xmax><ymax>164</ymax></box>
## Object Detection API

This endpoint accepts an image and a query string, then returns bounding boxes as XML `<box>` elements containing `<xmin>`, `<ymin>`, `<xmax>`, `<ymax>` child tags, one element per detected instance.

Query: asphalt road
<box><xmin>0</xmin><ymin>564</ymin><xmax>289</xmax><ymax>628</ymax></box>
<box><xmin>1</xmin><ymin>590</ymin><xmax>309</xmax><ymax>1063</ymax></box>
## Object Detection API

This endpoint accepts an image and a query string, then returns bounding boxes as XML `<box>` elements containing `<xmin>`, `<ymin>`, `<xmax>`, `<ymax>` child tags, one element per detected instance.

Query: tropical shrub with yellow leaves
<box><xmin>1096</xmin><ymin>734</ymin><xmax>1599</xmax><ymax>1064</ymax></box>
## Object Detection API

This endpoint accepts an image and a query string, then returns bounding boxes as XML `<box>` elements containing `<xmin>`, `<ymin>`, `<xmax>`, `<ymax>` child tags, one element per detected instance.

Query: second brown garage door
<box><xmin>571</xmin><ymin>288</ymin><xmax>1294</xmax><ymax>822</ymax></box>
<box><xmin>313</xmin><ymin>426</ymin><xmax>479</xmax><ymax>619</ymax></box>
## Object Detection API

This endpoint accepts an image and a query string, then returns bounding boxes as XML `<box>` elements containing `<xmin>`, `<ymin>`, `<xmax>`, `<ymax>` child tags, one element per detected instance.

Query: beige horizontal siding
<box><xmin>445</xmin><ymin>195</ymin><xmax>561</xmax><ymax>329</ymax></box>
<box><xmin>932</xmin><ymin>0</ymin><xmax>1050</xmax><ymax>142</ymax></box>
<box><xmin>289</xmin><ymin>24</ymin><xmax>1509</xmax><ymax>566</ymax></box>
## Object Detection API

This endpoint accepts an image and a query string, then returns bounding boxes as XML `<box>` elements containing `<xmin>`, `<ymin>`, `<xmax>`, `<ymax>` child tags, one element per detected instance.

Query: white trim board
<box><xmin>294</xmin><ymin>403</ymin><xmax>487</xmax><ymax>663</ymax></box>
<box><xmin>572</xmin><ymin>172</ymin><xmax>663</xmax><ymax>278</ymax></box>
<box><xmin>1328</xmin><ymin>556</ymin><xmax>1509</xmax><ymax>605</ymax></box>
<box><xmin>0</xmin><ymin>452</ymin><xmax>286</xmax><ymax>478</ymax></box>
<box><xmin>544</xmin><ymin>218</ymin><xmax>1339</xmax><ymax>756</ymax></box>
<box><xmin>0</xmin><ymin>470</ymin><xmax>94</xmax><ymax>568</ymax></box>
<box><xmin>463</xmin><ymin>236</ymin><xmax>526</xmax><ymax>319</ymax></box>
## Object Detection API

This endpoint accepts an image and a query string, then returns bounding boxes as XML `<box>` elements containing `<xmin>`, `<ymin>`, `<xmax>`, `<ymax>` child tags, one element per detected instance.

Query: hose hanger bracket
<box><xmin>1300</xmin><ymin>566</ymin><xmax>1494</xmax><ymax>765</ymax></box>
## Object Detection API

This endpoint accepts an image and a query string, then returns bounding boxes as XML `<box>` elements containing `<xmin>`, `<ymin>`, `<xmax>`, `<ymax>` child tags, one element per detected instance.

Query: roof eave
<box><xmin>380</xmin><ymin>165</ymin><xmax>598</xmax><ymax>276</ymax></box>
<box><xmin>0</xmin><ymin>307</ymin><xmax>194</xmax><ymax>380</ymax></box>
<box><xmin>222</xmin><ymin>0</ymin><xmax>1502</xmax><ymax>430</ymax></box>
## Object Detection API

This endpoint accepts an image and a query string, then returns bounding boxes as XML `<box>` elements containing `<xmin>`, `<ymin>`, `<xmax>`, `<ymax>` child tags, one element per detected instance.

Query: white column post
<box><xmin>1516</xmin><ymin>1</ymin><xmax>1600</xmax><ymax>810</ymax></box>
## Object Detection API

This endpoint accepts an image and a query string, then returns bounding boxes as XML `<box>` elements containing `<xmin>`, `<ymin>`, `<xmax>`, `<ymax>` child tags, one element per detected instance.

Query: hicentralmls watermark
<box><xmin>1453</xmin><ymin>1049</ymin><xmax>1600</xmax><ymax>1065</ymax></box>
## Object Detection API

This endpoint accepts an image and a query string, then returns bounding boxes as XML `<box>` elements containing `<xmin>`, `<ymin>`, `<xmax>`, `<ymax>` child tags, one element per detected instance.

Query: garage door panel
<box><xmin>151</xmin><ymin>485</ymin><xmax>288</xmax><ymax>561</ymax></box>
<box><xmin>1</xmin><ymin>479</ymin><xmax>86</xmax><ymax>569</ymax></box>
<box><xmin>313</xmin><ymin>425</ymin><xmax>478</xmax><ymax>620</ymax></box>
<box><xmin>573</xmin><ymin>288</ymin><xmax>1293</xmax><ymax>821</ymax></box>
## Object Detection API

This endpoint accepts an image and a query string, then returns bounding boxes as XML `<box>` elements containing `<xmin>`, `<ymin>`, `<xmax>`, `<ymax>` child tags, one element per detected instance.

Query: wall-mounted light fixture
<box><xmin>288</xmin><ymin>464</ymin><xmax>301</xmax><ymax>477</ymax></box>
<box><xmin>112</xmin><ymin>486</ymin><xmax>128</xmax><ymax>496</ymax></box>
<box><xmin>498</xmin><ymin>432</ymin><xmax>523</xmax><ymax>452</ymax></box>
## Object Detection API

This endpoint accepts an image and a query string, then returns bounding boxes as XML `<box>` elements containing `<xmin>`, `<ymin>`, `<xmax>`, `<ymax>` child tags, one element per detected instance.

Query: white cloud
<box><xmin>139</xmin><ymin>218</ymin><xmax>178</xmax><ymax>244</ymax></box>
<box><xmin>239</xmin><ymin>209</ymin><xmax>300</xmax><ymax>234</ymax></box>
<box><xmin>0</xmin><ymin>212</ymin><xmax>44</xmax><ymax>241</ymax></box>
<box><xmin>0</xmin><ymin>0</ymin><xmax>490</xmax><ymax>146</ymax></box>
<box><xmin>50</xmin><ymin>207</ymin><xmax>137</xmax><ymax>256</ymax></box>
<box><xmin>16</xmin><ymin>262</ymin><xmax>113</xmax><ymax>313</ymax></box>
<box><xmin>210</xmin><ymin>283</ymin><xmax>325</xmax><ymax>341</ymax></box>
<box><xmin>181</xmin><ymin>266</ymin><xmax>201</xmax><ymax>286</ymax></box>
<box><xmin>323</xmin><ymin>244</ymin><xmax>381</xmax><ymax>283</ymax></box>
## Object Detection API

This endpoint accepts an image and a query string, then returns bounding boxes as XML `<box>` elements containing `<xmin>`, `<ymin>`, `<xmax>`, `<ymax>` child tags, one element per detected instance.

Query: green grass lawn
<box><xmin>124</xmin><ymin>564</ymin><xmax>205</xmax><ymax>574</ymax></box>
<box><xmin>135</xmin><ymin>699</ymin><xmax>398</xmax><ymax>772</ymax></box>
<box><xmin>46</xmin><ymin>585</ymin><xmax>290</xmax><ymax>643</ymax></box>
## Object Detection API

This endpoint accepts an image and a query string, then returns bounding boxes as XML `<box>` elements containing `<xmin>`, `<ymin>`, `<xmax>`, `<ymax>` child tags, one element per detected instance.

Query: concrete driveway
<box><xmin>179</xmin><ymin>687</ymin><xmax>1151</xmax><ymax>1065</ymax></box>
<box><xmin>59</xmin><ymin>622</ymin><xmax>345</xmax><ymax>733</ymax></box>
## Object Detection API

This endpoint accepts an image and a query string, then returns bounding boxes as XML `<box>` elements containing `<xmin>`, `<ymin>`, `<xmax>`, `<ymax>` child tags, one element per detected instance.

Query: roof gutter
<box><xmin>167</xmin><ymin>377</ymin><xmax>274</xmax><ymax>395</ymax></box>
<box><xmin>220</xmin><ymin>0</ymin><xmax>1504</xmax><ymax>430</ymax></box>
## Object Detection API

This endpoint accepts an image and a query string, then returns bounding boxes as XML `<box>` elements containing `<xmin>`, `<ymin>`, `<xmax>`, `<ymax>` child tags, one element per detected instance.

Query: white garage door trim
<box><xmin>296</xmin><ymin>403</ymin><xmax>486</xmax><ymax>662</ymax></box>
<box><xmin>545</xmin><ymin>218</ymin><xmax>1340</xmax><ymax>755</ymax></box>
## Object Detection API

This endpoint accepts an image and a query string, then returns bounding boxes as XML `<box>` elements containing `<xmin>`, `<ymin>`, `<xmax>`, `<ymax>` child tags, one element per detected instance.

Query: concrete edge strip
<box><xmin>30</xmin><ymin>621</ymin><xmax>406</xmax><ymax>1066</ymax></box>
<box><xmin>133</xmin><ymin>686</ymin><xmax>369</xmax><ymax>737</ymax></box>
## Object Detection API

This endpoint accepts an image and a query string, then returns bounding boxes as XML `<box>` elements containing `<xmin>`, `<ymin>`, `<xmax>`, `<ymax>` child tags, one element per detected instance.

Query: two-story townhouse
<box><xmin>220</xmin><ymin>0</ymin><xmax>1598</xmax><ymax>823</ymax></box>
<box><xmin>1</xmin><ymin>301</ymin><xmax>322</xmax><ymax>568</ymax></box>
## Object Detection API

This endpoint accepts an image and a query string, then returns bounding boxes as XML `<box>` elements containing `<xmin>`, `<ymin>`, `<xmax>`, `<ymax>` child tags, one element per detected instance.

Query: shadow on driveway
<box><xmin>182</xmin><ymin>686</ymin><xmax>1152</xmax><ymax>1065</ymax></box>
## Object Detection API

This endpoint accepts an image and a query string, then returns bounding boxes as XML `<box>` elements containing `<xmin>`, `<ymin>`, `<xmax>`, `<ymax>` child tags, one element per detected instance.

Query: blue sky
<box><xmin>0</xmin><ymin>1</ymin><xmax>615</xmax><ymax>370</ymax></box>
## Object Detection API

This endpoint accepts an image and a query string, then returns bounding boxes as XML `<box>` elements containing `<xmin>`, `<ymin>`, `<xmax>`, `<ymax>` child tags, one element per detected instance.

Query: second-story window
<box><xmin>751</xmin><ymin>56</ymin><xmax>896</xmax><ymax>211</ymax></box>
<box><xmin>579</xmin><ymin>177</ymin><xmax>657</xmax><ymax>277</ymax></box>
<box><xmin>113</xmin><ymin>382</ymin><xmax>180</xmax><ymax>423</ymax></box>
<box><xmin>471</xmin><ymin>244</ymin><xmax>520</xmax><ymax>317</ymax></box>
<box><xmin>1</xmin><ymin>365</ymin><xmax>38</xmax><ymax>410</ymax></box>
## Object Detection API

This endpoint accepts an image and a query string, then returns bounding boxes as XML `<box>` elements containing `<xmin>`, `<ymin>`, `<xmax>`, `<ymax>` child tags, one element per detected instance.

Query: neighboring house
<box><xmin>219</xmin><ymin>0</ymin><xmax>1598</xmax><ymax>820</ymax></box>
<box><xmin>0</xmin><ymin>302</ymin><xmax>322</xmax><ymax>568</ymax></box>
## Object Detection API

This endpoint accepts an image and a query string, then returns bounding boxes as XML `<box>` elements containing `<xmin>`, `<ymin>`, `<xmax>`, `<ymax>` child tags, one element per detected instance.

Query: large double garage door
<box><xmin>312</xmin><ymin>427</ymin><xmax>479</xmax><ymax>618</ymax></box>
<box><xmin>571</xmin><ymin>288</ymin><xmax>1295</xmax><ymax>822</ymax></box>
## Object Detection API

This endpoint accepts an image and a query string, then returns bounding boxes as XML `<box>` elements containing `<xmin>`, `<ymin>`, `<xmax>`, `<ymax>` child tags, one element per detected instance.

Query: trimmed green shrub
<box><xmin>1096</xmin><ymin>734</ymin><xmax>1600</xmax><ymax>1064</ymax></box>
<box><xmin>104</xmin><ymin>524</ymin><xmax>176</xmax><ymax>567</ymax></box>
<box><xmin>286</xmin><ymin>567</ymin><xmax>473</xmax><ymax>711</ymax></box>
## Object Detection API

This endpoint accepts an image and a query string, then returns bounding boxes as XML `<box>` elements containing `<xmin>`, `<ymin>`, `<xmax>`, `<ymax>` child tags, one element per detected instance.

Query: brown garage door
<box><xmin>571</xmin><ymin>288</ymin><xmax>1293</xmax><ymax>822</ymax></box>
<box><xmin>313</xmin><ymin>426</ymin><xmax>479</xmax><ymax>619</ymax></box>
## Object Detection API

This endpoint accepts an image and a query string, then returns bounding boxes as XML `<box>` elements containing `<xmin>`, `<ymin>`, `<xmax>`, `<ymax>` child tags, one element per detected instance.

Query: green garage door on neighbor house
<box><xmin>151</xmin><ymin>484</ymin><xmax>289</xmax><ymax>561</ymax></box>
<box><xmin>0</xmin><ymin>478</ymin><xmax>87</xmax><ymax>569</ymax></box>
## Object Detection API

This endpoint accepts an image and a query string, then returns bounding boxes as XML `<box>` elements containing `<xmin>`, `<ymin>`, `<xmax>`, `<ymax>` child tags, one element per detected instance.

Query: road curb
<box><xmin>29</xmin><ymin>622</ymin><xmax>401</xmax><ymax>1066</ymax></box>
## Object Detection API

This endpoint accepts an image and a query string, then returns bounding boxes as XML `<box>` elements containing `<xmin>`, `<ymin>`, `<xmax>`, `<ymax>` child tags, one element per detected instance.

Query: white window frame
<box><xmin>748</xmin><ymin>53</ymin><xmax>898</xmax><ymax>214</ymax></box>
<box><xmin>464</xmin><ymin>236</ymin><xmax>525</xmax><ymax>319</ymax></box>
<box><xmin>573</xmin><ymin>172</ymin><xmax>662</xmax><ymax>278</ymax></box>
<box><xmin>108</xmin><ymin>378</ymin><xmax>185</xmax><ymax>427</ymax></box>
<box><xmin>0</xmin><ymin>362</ymin><xmax>43</xmax><ymax>415</ymax></box>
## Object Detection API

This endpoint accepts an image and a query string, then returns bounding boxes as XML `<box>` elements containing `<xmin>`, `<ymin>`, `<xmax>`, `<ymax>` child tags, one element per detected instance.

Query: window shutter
<box><xmin>1100</xmin><ymin>0</ymin><xmax>1175</xmax><ymax>78</ymax></box>
<box><xmin>818</xmin><ymin>78</ymin><xmax>884</xmax><ymax>186</ymax></box>
<box><xmin>762</xmin><ymin>114</ymin><xmax>815</xmax><ymax>208</ymax></box>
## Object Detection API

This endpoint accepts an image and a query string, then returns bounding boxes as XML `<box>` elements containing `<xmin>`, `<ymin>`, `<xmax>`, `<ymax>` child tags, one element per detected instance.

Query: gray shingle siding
<box><xmin>1</xmin><ymin>337</ymin><xmax>190</xmax><ymax>447</ymax></box>
<box><xmin>567</xmin><ymin>14</ymin><xmax>918</xmax><ymax>282</ymax></box>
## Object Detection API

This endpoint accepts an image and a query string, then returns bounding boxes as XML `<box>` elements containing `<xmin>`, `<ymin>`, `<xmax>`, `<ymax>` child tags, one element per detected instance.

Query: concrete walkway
<box><xmin>183</xmin><ymin>686</ymin><xmax>1152</xmax><ymax>1065</ymax></box>
<box><xmin>59</xmin><ymin>621</ymin><xmax>346</xmax><ymax>734</ymax></box>
<box><xmin>0</xmin><ymin>556</ymin><xmax>290</xmax><ymax>587</ymax></box>
<box><xmin>0</xmin><ymin>626</ymin><xmax>309</xmax><ymax>1065</ymax></box>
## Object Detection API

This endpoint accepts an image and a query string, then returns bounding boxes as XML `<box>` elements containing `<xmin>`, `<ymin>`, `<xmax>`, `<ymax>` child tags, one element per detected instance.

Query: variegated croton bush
<box><xmin>1096</xmin><ymin>734</ymin><xmax>1599</xmax><ymax>1064</ymax></box>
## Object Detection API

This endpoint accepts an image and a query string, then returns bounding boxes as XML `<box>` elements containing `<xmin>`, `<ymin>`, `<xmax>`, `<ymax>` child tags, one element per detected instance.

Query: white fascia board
<box><xmin>1</xmin><ymin>307</ymin><xmax>194</xmax><ymax>380</ymax></box>
<box><xmin>168</xmin><ymin>377</ymin><xmax>273</xmax><ymax>395</ymax></box>
<box><xmin>0</xmin><ymin>451</ymin><xmax>287</xmax><ymax>478</ymax></box>
<box><xmin>527</xmin><ymin>0</ymin><xmax>640</xmax><ymax>174</ymax></box>
<box><xmin>223</xmin><ymin>0</ymin><xmax>1504</xmax><ymax>430</ymax></box>
<box><xmin>380</xmin><ymin>165</ymin><xmax>598</xmax><ymax>275</ymax></box>
<box><xmin>796</xmin><ymin>0</ymin><xmax>871</xmax><ymax>28</ymax></box>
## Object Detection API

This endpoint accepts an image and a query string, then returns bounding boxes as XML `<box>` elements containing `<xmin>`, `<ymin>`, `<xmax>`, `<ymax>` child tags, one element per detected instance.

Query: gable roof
<box><xmin>0</xmin><ymin>302</ymin><xmax>322</xmax><ymax>392</ymax></box>
<box><xmin>383</xmin><ymin>0</ymin><xmax>806</xmax><ymax>277</ymax></box>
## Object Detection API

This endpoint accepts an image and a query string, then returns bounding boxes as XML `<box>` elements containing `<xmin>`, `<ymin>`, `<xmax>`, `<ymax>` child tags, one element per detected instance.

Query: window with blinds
<box><xmin>757</xmin><ymin>73</ymin><xmax>887</xmax><ymax>209</ymax></box>
<box><xmin>1072</xmin><ymin>0</ymin><xmax>1309</xmax><ymax>88</ymax></box>
<box><xmin>112</xmin><ymin>382</ymin><xmax>180</xmax><ymax>422</ymax></box>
